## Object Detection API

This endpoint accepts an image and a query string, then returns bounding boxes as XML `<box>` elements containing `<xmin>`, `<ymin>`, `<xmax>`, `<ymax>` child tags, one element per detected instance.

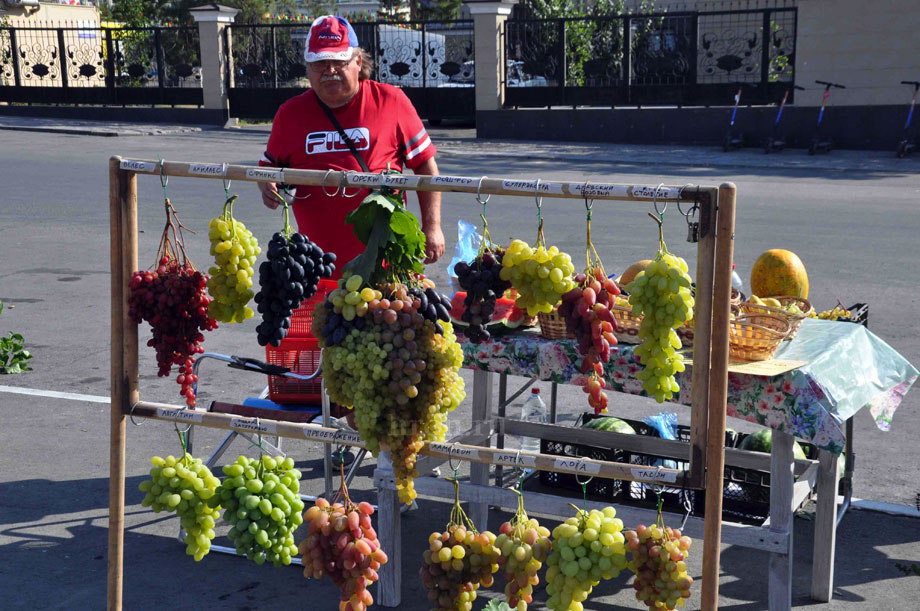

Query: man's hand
<box><xmin>423</xmin><ymin>224</ymin><xmax>445</xmax><ymax>264</ymax></box>
<box><xmin>258</xmin><ymin>181</ymin><xmax>281</xmax><ymax>209</ymax></box>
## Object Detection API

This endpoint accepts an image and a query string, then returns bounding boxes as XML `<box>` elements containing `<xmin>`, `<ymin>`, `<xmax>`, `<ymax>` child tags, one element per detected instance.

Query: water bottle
<box><xmin>519</xmin><ymin>388</ymin><xmax>547</xmax><ymax>456</ymax></box>
<box><xmin>731</xmin><ymin>264</ymin><xmax>743</xmax><ymax>293</ymax></box>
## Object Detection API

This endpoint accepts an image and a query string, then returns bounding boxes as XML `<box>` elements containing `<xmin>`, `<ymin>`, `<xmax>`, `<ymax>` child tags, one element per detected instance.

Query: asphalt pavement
<box><xmin>0</xmin><ymin>115</ymin><xmax>918</xmax><ymax>610</ymax></box>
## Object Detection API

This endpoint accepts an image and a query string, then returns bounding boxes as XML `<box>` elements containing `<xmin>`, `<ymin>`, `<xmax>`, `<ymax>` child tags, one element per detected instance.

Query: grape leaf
<box><xmin>0</xmin><ymin>331</ymin><xmax>33</xmax><ymax>374</ymax></box>
<box><xmin>345</xmin><ymin>189</ymin><xmax>426</xmax><ymax>284</ymax></box>
<box><xmin>346</xmin><ymin>191</ymin><xmax>397</xmax><ymax>244</ymax></box>
<box><xmin>482</xmin><ymin>600</ymin><xmax>513</xmax><ymax>611</ymax></box>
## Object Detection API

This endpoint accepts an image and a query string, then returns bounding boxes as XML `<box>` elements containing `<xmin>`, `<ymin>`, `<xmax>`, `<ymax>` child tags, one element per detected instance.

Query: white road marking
<box><xmin>0</xmin><ymin>384</ymin><xmax>109</xmax><ymax>404</ymax></box>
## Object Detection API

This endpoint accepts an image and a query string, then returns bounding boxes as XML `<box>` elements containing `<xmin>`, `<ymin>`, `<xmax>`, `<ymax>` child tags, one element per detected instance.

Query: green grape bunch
<box><xmin>138</xmin><ymin>452</ymin><xmax>222</xmax><ymax>561</ymax></box>
<box><xmin>626</xmin><ymin>223</ymin><xmax>694</xmax><ymax>403</ymax></box>
<box><xmin>545</xmin><ymin>506</ymin><xmax>628</xmax><ymax>611</ymax></box>
<box><xmin>210</xmin><ymin>455</ymin><xmax>304</xmax><ymax>567</ymax></box>
<box><xmin>500</xmin><ymin>239</ymin><xmax>577</xmax><ymax>316</ymax></box>
<box><xmin>206</xmin><ymin>195</ymin><xmax>261</xmax><ymax>323</ymax></box>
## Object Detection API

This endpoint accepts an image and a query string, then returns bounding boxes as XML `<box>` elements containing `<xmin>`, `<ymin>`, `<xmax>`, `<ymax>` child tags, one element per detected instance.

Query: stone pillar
<box><xmin>190</xmin><ymin>4</ymin><xmax>239</xmax><ymax>117</ymax></box>
<box><xmin>465</xmin><ymin>0</ymin><xmax>518</xmax><ymax>112</ymax></box>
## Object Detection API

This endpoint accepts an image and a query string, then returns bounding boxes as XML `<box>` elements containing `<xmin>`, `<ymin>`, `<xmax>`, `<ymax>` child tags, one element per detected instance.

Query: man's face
<box><xmin>308</xmin><ymin>53</ymin><xmax>361</xmax><ymax>108</ymax></box>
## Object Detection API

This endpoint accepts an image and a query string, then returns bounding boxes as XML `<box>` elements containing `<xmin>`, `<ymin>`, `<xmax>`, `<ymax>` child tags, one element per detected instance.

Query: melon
<box><xmin>739</xmin><ymin>429</ymin><xmax>807</xmax><ymax>459</ymax></box>
<box><xmin>583</xmin><ymin>416</ymin><xmax>636</xmax><ymax>434</ymax></box>
<box><xmin>750</xmin><ymin>249</ymin><xmax>809</xmax><ymax>299</ymax></box>
<box><xmin>618</xmin><ymin>260</ymin><xmax>653</xmax><ymax>286</ymax></box>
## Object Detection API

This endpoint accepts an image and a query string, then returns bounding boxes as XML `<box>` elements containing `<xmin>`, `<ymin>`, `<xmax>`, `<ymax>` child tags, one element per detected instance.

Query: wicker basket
<box><xmin>538</xmin><ymin>308</ymin><xmax>574</xmax><ymax>339</ymax></box>
<box><xmin>729</xmin><ymin>314</ymin><xmax>791</xmax><ymax>361</ymax></box>
<box><xmin>740</xmin><ymin>296</ymin><xmax>812</xmax><ymax>340</ymax></box>
<box><xmin>611</xmin><ymin>305</ymin><xmax>643</xmax><ymax>344</ymax></box>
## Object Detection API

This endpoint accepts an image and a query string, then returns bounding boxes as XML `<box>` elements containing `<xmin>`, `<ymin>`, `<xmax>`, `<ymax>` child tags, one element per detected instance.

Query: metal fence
<box><xmin>503</xmin><ymin>7</ymin><xmax>796</xmax><ymax>108</ymax></box>
<box><xmin>226</xmin><ymin>20</ymin><xmax>475</xmax><ymax>119</ymax></box>
<box><xmin>0</xmin><ymin>24</ymin><xmax>202</xmax><ymax>106</ymax></box>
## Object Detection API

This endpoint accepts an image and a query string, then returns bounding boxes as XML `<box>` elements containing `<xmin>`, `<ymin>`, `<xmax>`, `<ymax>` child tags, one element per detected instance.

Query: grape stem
<box><xmin>446</xmin><ymin>476</ymin><xmax>478</xmax><ymax>534</ymax></box>
<box><xmin>222</xmin><ymin>195</ymin><xmax>239</xmax><ymax>240</ymax></box>
<box><xmin>647</xmin><ymin>212</ymin><xmax>669</xmax><ymax>255</ymax></box>
<box><xmin>154</xmin><ymin>198</ymin><xmax>196</xmax><ymax>270</ymax></box>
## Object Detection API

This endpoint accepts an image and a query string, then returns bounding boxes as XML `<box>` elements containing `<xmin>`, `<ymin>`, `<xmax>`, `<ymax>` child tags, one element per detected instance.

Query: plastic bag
<box><xmin>643</xmin><ymin>411</ymin><xmax>679</xmax><ymax>470</ymax></box>
<box><xmin>446</xmin><ymin>219</ymin><xmax>482</xmax><ymax>296</ymax></box>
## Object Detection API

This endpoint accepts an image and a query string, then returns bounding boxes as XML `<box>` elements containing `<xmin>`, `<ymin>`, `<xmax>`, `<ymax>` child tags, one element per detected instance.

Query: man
<box><xmin>258</xmin><ymin>15</ymin><xmax>445</xmax><ymax>270</ymax></box>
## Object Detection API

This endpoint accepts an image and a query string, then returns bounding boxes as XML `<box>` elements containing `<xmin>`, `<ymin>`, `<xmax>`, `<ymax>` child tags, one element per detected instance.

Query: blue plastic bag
<box><xmin>643</xmin><ymin>411</ymin><xmax>679</xmax><ymax>470</ymax></box>
<box><xmin>446</xmin><ymin>219</ymin><xmax>482</xmax><ymax>296</ymax></box>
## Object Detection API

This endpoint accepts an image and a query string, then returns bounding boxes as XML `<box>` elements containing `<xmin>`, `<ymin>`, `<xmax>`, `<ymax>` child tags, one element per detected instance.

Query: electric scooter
<box><xmin>764</xmin><ymin>84</ymin><xmax>805</xmax><ymax>153</ymax></box>
<box><xmin>809</xmin><ymin>80</ymin><xmax>845</xmax><ymax>155</ymax></box>
<box><xmin>895</xmin><ymin>80</ymin><xmax>920</xmax><ymax>158</ymax></box>
<box><xmin>723</xmin><ymin>85</ymin><xmax>745</xmax><ymax>152</ymax></box>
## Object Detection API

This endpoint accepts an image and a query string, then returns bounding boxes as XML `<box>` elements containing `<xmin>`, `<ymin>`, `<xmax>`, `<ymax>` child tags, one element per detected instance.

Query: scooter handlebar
<box><xmin>901</xmin><ymin>80</ymin><xmax>920</xmax><ymax>86</ymax></box>
<box><xmin>815</xmin><ymin>80</ymin><xmax>846</xmax><ymax>88</ymax></box>
<box><xmin>794</xmin><ymin>85</ymin><xmax>806</xmax><ymax>91</ymax></box>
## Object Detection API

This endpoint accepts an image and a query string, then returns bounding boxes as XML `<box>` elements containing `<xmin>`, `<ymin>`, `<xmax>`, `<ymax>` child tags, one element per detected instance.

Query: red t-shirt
<box><xmin>260</xmin><ymin>81</ymin><xmax>436</xmax><ymax>272</ymax></box>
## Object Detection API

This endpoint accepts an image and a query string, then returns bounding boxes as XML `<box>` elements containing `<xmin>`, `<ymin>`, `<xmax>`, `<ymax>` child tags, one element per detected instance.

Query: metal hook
<box><xmin>321</xmin><ymin>169</ymin><xmax>341</xmax><ymax>197</ymax></box>
<box><xmin>476</xmin><ymin>176</ymin><xmax>491</xmax><ymax>206</ymax></box>
<box><xmin>173</xmin><ymin>405</ymin><xmax>192</xmax><ymax>434</ymax></box>
<box><xmin>583</xmin><ymin>180</ymin><xmax>595</xmax><ymax>211</ymax></box>
<box><xmin>340</xmin><ymin>171</ymin><xmax>361</xmax><ymax>199</ymax></box>
<box><xmin>128</xmin><ymin>403</ymin><xmax>145</xmax><ymax>427</ymax></box>
<box><xmin>573</xmin><ymin>460</ymin><xmax>594</xmax><ymax>486</ymax></box>
<box><xmin>158</xmin><ymin>158</ymin><xmax>168</xmax><ymax>189</ymax></box>
<box><xmin>534</xmin><ymin>178</ymin><xmax>543</xmax><ymax>209</ymax></box>
<box><xmin>652</xmin><ymin>183</ymin><xmax>667</xmax><ymax>216</ymax></box>
<box><xmin>447</xmin><ymin>445</ymin><xmax>460</xmax><ymax>474</ymax></box>
<box><xmin>222</xmin><ymin>162</ymin><xmax>231</xmax><ymax>195</ymax></box>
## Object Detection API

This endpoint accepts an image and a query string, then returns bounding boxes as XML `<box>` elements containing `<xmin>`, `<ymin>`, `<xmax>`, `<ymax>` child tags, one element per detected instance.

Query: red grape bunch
<box><xmin>625</xmin><ymin>523</ymin><xmax>694</xmax><ymax>609</ymax></box>
<box><xmin>453</xmin><ymin>248</ymin><xmax>511</xmax><ymax>343</ymax></box>
<box><xmin>419</xmin><ymin>523</ymin><xmax>501</xmax><ymax>611</ymax></box>
<box><xmin>128</xmin><ymin>200</ymin><xmax>218</xmax><ymax>407</ymax></box>
<box><xmin>559</xmin><ymin>267</ymin><xmax>620</xmax><ymax>414</ymax></box>
<box><xmin>301</xmin><ymin>496</ymin><xmax>388</xmax><ymax>611</ymax></box>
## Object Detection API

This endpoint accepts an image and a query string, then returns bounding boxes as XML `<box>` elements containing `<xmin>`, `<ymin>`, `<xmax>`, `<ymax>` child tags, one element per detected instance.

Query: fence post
<box><xmin>10</xmin><ymin>29</ymin><xmax>22</xmax><ymax>88</ymax></box>
<box><xmin>465</xmin><ymin>0</ymin><xmax>518</xmax><ymax>113</ymax></box>
<box><xmin>57</xmin><ymin>28</ymin><xmax>69</xmax><ymax>89</ymax></box>
<box><xmin>271</xmin><ymin>25</ymin><xmax>278</xmax><ymax>89</ymax></box>
<box><xmin>761</xmin><ymin>9</ymin><xmax>771</xmax><ymax>102</ymax></box>
<box><xmin>190</xmin><ymin>3</ymin><xmax>240</xmax><ymax>119</ymax></box>
<box><xmin>622</xmin><ymin>15</ymin><xmax>631</xmax><ymax>105</ymax></box>
<box><xmin>557</xmin><ymin>18</ymin><xmax>566</xmax><ymax>104</ymax></box>
<box><xmin>104</xmin><ymin>28</ymin><xmax>115</xmax><ymax>92</ymax></box>
<box><xmin>154</xmin><ymin>28</ymin><xmax>166</xmax><ymax>103</ymax></box>
<box><xmin>421</xmin><ymin>23</ymin><xmax>427</xmax><ymax>88</ymax></box>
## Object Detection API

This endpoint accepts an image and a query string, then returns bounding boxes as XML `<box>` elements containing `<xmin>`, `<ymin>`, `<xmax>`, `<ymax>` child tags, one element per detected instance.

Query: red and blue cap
<box><xmin>304</xmin><ymin>15</ymin><xmax>359</xmax><ymax>63</ymax></box>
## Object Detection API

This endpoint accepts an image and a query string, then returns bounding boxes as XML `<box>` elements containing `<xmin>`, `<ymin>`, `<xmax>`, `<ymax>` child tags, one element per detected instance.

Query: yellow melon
<box><xmin>619</xmin><ymin>260</ymin><xmax>653</xmax><ymax>285</ymax></box>
<box><xmin>750</xmin><ymin>249</ymin><xmax>809</xmax><ymax>299</ymax></box>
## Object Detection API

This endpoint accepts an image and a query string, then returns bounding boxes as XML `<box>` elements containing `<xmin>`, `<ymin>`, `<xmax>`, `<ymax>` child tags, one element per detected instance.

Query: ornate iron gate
<box><xmin>226</xmin><ymin>21</ymin><xmax>474</xmax><ymax>121</ymax></box>
<box><xmin>503</xmin><ymin>7</ymin><xmax>796</xmax><ymax>108</ymax></box>
<box><xmin>0</xmin><ymin>25</ymin><xmax>203</xmax><ymax>106</ymax></box>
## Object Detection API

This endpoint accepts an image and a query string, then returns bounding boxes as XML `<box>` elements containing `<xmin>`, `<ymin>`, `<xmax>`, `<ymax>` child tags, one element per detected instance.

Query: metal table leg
<box><xmin>495</xmin><ymin>373</ymin><xmax>507</xmax><ymax>487</ymax></box>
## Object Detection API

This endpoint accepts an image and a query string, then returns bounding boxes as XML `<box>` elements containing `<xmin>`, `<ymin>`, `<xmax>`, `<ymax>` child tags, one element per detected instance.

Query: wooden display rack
<box><xmin>107</xmin><ymin>156</ymin><xmax>737</xmax><ymax>611</ymax></box>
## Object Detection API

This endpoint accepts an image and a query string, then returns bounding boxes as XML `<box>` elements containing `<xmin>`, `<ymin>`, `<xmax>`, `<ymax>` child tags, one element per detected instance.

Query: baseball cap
<box><xmin>304</xmin><ymin>15</ymin><xmax>359</xmax><ymax>63</ymax></box>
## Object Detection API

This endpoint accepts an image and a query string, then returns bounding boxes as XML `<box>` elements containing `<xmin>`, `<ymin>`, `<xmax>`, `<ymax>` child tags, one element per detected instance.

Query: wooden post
<box><xmin>108</xmin><ymin>157</ymin><xmax>136</xmax><ymax>611</ymax></box>
<box><xmin>689</xmin><ymin>188</ymin><xmax>717</xmax><ymax>488</ymax></box>
<box><xmin>700</xmin><ymin>182</ymin><xmax>736</xmax><ymax>611</ymax></box>
<box><xmin>810</xmin><ymin>449</ymin><xmax>840</xmax><ymax>601</ymax></box>
<box><xmin>468</xmin><ymin>370</ymin><xmax>494</xmax><ymax>531</ymax></box>
<box><xmin>769</xmin><ymin>429</ymin><xmax>795</xmax><ymax>610</ymax></box>
<box><xmin>374</xmin><ymin>452</ymin><xmax>401</xmax><ymax>608</ymax></box>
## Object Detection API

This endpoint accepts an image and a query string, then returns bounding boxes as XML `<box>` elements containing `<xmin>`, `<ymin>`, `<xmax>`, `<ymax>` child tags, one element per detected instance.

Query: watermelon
<box><xmin>582</xmin><ymin>416</ymin><xmax>636</xmax><ymax>434</ymax></box>
<box><xmin>449</xmin><ymin>292</ymin><xmax>532</xmax><ymax>332</ymax></box>
<box><xmin>739</xmin><ymin>429</ymin><xmax>807</xmax><ymax>459</ymax></box>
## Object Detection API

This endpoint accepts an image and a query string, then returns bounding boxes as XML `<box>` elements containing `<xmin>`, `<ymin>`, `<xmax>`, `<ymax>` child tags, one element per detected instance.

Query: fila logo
<box><xmin>306</xmin><ymin>128</ymin><xmax>371</xmax><ymax>155</ymax></box>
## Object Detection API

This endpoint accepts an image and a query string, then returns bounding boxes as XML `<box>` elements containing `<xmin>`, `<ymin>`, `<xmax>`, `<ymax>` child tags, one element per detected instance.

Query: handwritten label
<box><xmin>383</xmin><ymin>174</ymin><xmax>420</xmax><ymax>188</ymax></box>
<box><xmin>501</xmin><ymin>180</ymin><xmax>565</xmax><ymax>195</ymax></box>
<box><xmin>246</xmin><ymin>168</ymin><xmax>283</xmax><ymax>182</ymax></box>
<box><xmin>189</xmin><ymin>163</ymin><xmax>225</xmax><ymax>177</ymax></box>
<box><xmin>304</xmin><ymin>428</ymin><xmax>362</xmax><ymax>445</ymax></box>
<box><xmin>631</xmin><ymin>185</ymin><xmax>680</xmax><ymax>200</ymax></box>
<box><xmin>156</xmin><ymin>407</ymin><xmax>203</xmax><ymax>423</ymax></box>
<box><xmin>576</xmin><ymin>183</ymin><xmax>629</xmax><ymax>198</ymax></box>
<box><xmin>120</xmin><ymin>160</ymin><xmax>156</xmax><ymax>172</ymax></box>
<box><xmin>554</xmin><ymin>458</ymin><xmax>601</xmax><ymax>475</ymax></box>
<box><xmin>345</xmin><ymin>173</ymin><xmax>382</xmax><ymax>186</ymax></box>
<box><xmin>631</xmin><ymin>468</ymin><xmax>678</xmax><ymax>484</ymax></box>
<box><xmin>230</xmin><ymin>417</ymin><xmax>277</xmax><ymax>434</ymax></box>
<box><xmin>492</xmin><ymin>451</ymin><xmax>536</xmax><ymax>468</ymax></box>
<box><xmin>429</xmin><ymin>443</ymin><xmax>480</xmax><ymax>462</ymax></box>
<box><xmin>430</xmin><ymin>175</ymin><xmax>477</xmax><ymax>187</ymax></box>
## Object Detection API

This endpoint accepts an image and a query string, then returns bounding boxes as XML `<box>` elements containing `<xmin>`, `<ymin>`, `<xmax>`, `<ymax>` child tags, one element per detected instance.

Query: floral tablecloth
<box><xmin>459</xmin><ymin>319</ymin><xmax>918</xmax><ymax>455</ymax></box>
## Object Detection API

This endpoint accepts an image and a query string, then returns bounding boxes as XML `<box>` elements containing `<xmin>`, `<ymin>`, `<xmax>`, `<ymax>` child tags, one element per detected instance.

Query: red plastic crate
<box><xmin>266</xmin><ymin>337</ymin><xmax>323</xmax><ymax>404</ymax></box>
<box><xmin>287</xmin><ymin>278</ymin><xmax>338</xmax><ymax>338</ymax></box>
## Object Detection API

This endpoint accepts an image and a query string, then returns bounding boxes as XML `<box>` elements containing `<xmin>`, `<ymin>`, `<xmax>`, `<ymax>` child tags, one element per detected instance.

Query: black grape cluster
<box><xmin>255</xmin><ymin>232</ymin><xmax>335</xmax><ymax>346</ymax></box>
<box><xmin>454</xmin><ymin>250</ymin><xmax>511</xmax><ymax>343</ymax></box>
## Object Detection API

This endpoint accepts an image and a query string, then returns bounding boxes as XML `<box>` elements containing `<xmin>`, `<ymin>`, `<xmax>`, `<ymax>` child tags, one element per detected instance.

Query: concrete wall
<box><xmin>793</xmin><ymin>0</ymin><xmax>920</xmax><ymax>107</ymax></box>
<box><xmin>2</xmin><ymin>3</ymin><xmax>99</xmax><ymax>27</ymax></box>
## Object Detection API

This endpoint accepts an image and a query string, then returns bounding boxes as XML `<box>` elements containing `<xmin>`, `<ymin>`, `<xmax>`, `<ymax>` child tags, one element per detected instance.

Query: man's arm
<box><xmin>413</xmin><ymin>156</ymin><xmax>444</xmax><ymax>264</ymax></box>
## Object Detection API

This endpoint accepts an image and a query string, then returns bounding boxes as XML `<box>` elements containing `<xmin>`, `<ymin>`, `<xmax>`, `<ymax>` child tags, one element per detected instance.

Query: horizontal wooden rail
<box><xmin>116</xmin><ymin>157</ymin><xmax>714</xmax><ymax>204</ymax></box>
<box><xmin>130</xmin><ymin>401</ymin><xmax>686</xmax><ymax>485</ymax></box>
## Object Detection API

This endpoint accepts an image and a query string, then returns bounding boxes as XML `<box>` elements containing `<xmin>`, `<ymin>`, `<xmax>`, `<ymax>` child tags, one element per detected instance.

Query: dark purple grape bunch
<box><xmin>454</xmin><ymin>249</ymin><xmax>511</xmax><ymax>343</ymax></box>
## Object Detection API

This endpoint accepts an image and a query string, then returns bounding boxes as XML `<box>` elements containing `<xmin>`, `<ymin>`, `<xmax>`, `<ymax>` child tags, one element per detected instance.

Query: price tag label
<box><xmin>430</xmin><ymin>175</ymin><xmax>477</xmax><ymax>187</ymax></box>
<box><xmin>230</xmin><ymin>417</ymin><xmax>277</xmax><ymax>435</ymax></box>
<box><xmin>156</xmin><ymin>407</ymin><xmax>203</xmax><ymax>423</ymax></box>
<box><xmin>631</xmin><ymin>185</ymin><xmax>680</xmax><ymax>200</ymax></box>
<box><xmin>576</xmin><ymin>183</ymin><xmax>629</xmax><ymax>198</ymax></box>
<box><xmin>345</xmin><ymin>173</ymin><xmax>382</xmax><ymax>187</ymax></box>
<box><xmin>120</xmin><ymin>160</ymin><xmax>156</xmax><ymax>172</ymax></box>
<box><xmin>246</xmin><ymin>168</ymin><xmax>283</xmax><ymax>182</ymax></box>
<box><xmin>554</xmin><ymin>458</ymin><xmax>601</xmax><ymax>475</ymax></box>
<box><xmin>492</xmin><ymin>451</ymin><xmax>536</xmax><ymax>468</ymax></box>
<box><xmin>501</xmin><ymin>180</ymin><xmax>565</xmax><ymax>195</ymax></box>
<box><xmin>383</xmin><ymin>174</ymin><xmax>420</xmax><ymax>188</ymax></box>
<box><xmin>429</xmin><ymin>443</ymin><xmax>480</xmax><ymax>462</ymax></box>
<box><xmin>189</xmin><ymin>163</ymin><xmax>225</xmax><ymax>177</ymax></box>
<box><xmin>631</xmin><ymin>468</ymin><xmax>678</xmax><ymax>484</ymax></box>
<box><xmin>304</xmin><ymin>428</ymin><xmax>362</xmax><ymax>445</ymax></box>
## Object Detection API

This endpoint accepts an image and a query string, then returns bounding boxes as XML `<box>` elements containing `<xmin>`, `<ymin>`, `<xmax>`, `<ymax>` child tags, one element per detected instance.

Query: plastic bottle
<box><xmin>519</xmin><ymin>388</ymin><xmax>547</xmax><ymax>455</ymax></box>
<box><xmin>731</xmin><ymin>264</ymin><xmax>743</xmax><ymax>292</ymax></box>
